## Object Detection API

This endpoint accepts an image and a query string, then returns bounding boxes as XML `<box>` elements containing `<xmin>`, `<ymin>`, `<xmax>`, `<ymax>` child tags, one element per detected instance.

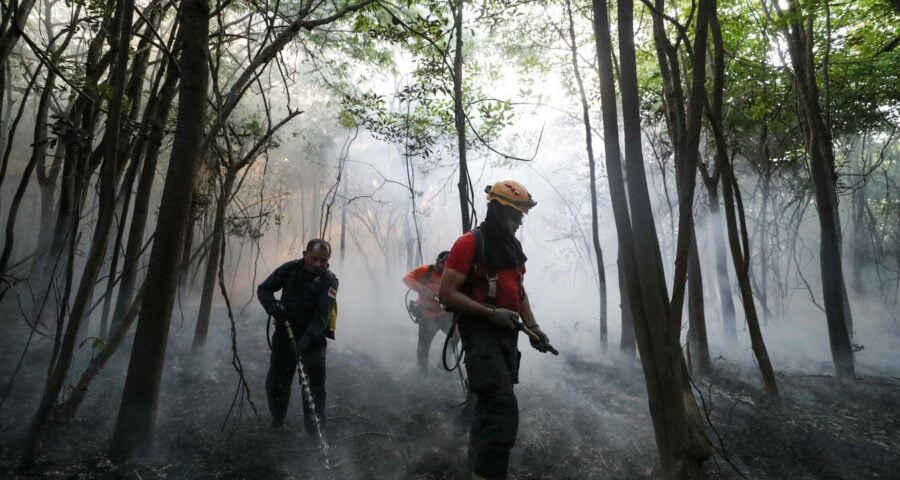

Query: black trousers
<box><xmin>461</xmin><ymin>326</ymin><xmax>520</xmax><ymax>480</ymax></box>
<box><xmin>266</xmin><ymin>330</ymin><xmax>326</xmax><ymax>435</ymax></box>
<box><xmin>416</xmin><ymin>313</ymin><xmax>455</xmax><ymax>371</ymax></box>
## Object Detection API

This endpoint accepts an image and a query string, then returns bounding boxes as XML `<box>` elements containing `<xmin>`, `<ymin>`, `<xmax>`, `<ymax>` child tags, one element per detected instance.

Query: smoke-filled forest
<box><xmin>0</xmin><ymin>0</ymin><xmax>898</xmax><ymax>478</ymax></box>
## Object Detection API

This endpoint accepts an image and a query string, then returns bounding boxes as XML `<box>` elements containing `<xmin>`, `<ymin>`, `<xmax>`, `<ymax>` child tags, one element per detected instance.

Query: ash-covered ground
<box><xmin>1</xmin><ymin>305</ymin><xmax>898</xmax><ymax>480</ymax></box>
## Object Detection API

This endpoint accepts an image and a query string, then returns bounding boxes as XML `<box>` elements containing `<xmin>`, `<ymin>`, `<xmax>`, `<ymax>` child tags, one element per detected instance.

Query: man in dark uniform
<box><xmin>439</xmin><ymin>180</ymin><xmax>553</xmax><ymax>480</ymax></box>
<box><xmin>257</xmin><ymin>239</ymin><xmax>338</xmax><ymax>434</ymax></box>
<box><xmin>403</xmin><ymin>251</ymin><xmax>455</xmax><ymax>372</ymax></box>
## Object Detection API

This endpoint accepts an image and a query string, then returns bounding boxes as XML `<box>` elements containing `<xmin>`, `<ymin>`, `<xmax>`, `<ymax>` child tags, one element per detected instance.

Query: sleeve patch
<box><xmin>328</xmin><ymin>287</ymin><xmax>337</xmax><ymax>299</ymax></box>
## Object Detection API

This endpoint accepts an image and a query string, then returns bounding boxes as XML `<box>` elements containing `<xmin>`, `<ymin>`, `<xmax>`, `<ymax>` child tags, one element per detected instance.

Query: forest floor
<box><xmin>1</xmin><ymin>308</ymin><xmax>899</xmax><ymax>480</ymax></box>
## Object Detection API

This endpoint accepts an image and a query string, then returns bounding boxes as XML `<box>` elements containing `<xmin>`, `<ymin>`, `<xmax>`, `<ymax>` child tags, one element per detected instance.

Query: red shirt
<box><xmin>445</xmin><ymin>231</ymin><xmax>525</xmax><ymax>313</ymax></box>
<box><xmin>402</xmin><ymin>265</ymin><xmax>445</xmax><ymax>317</ymax></box>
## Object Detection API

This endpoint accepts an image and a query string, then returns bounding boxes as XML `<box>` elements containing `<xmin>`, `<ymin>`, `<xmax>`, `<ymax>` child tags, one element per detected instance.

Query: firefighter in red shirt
<box><xmin>439</xmin><ymin>180</ymin><xmax>553</xmax><ymax>480</ymax></box>
<box><xmin>403</xmin><ymin>251</ymin><xmax>454</xmax><ymax>372</ymax></box>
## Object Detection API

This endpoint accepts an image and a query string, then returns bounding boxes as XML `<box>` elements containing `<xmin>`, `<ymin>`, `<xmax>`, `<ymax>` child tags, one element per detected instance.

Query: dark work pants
<box><xmin>266</xmin><ymin>330</ymin><xmax>326</xmax><ymax>435</ymax></box>
<box><xmin>462</xmin><ymin>329</ymin><xmax>520</xmax><ymax>480</ymax></box>
<box><xmin>416</xmin><ymin>313</ymin><xmax>455</xmax><ymax>371</ymax></box>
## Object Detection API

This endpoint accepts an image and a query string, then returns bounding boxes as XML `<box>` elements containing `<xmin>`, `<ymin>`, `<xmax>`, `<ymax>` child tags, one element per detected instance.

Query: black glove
<box><xmin>269</xmin><ymin>301</ymin><xmax>287</xmax><ymax>320</ymax></box>
<box><xmin>487</xmin><ymin>307</ymin><xmax>520</xmax><ymax>330</ymax></box>
<box><xmin>528</xmin><ymin>325</ymin><xmax>552</xmax><ymax>353</ymax></box>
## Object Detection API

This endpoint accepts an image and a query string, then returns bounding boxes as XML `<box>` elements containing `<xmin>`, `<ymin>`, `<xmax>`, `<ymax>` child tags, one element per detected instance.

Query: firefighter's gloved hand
<box><xmin>487</xmin><ymin>307</ymin><xmax>520</xmax><ymax>329</ymax></box>
<box><xmin>528</xmin><ymin>325</ymin><xmax>552</xmax><ymax>352</ymax></box>
<box><xmin>270</xmin><ymin>301</ymin><xmax>287</xmax><ymax>320</ymax></box>
<box><xmin>421</xmin><ymin>289</ymin><xmax>437</xmax><ymax>301</ymax></box>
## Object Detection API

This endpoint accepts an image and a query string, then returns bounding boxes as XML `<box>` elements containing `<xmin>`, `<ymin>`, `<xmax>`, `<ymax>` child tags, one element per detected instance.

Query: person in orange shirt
<box><xmin>403</xmin><ymin>251</ymin><xmax>454</xmax><ymax>372</ymax></box>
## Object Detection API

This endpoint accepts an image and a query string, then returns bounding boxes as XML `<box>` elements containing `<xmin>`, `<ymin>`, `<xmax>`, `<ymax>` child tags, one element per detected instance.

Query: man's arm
<box><xmin>402</xmin><ymin>266</ymin><xmax>431</xmax><ymax>296</ymax></box>
<box><xmin>439</xmin><ymin>268</ymin><xmax>494</xmax><ymax>318</ymax></box>
<box><xmin>519</xmin><ymin>290</ymin><xmax>538</xmax><ymax>328</ymax></box>
<box><xmin>257</xmin><ymin>263</ymin><xmax>287</xmax><ymax>315</ymax></box>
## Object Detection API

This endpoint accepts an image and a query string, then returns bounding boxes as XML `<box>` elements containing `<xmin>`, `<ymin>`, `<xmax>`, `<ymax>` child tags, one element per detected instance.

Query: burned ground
<box><xmin>1</xmin><ymin>312</ymin><xmax>898</xmax><ymax>480</ymax></box>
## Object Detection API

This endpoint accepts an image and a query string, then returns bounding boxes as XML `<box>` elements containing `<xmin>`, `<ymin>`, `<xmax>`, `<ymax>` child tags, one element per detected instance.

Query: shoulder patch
<box><xmin>328</xmin><ymin>286</ymin><xmax>337</xmax><ymax>299</ymax></box>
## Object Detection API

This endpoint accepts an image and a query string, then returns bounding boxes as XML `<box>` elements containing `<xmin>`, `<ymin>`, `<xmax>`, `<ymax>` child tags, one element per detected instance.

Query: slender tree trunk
<box><xmin>708</xmin><ymin>2</ymin><xmax>778</xmax><ymax>396</ymax></box>
<box><xmin>111</xmin><ymin>67</ymin><xmax>179</xmax><ymax>330</ymax></box>
<box><xmin>687</xmin><ymin>234</ymin><xmax>711</xmax><ymax>375</ymax></box>
<box><xmin>851</xmin><ymin>136</ymin><xmax>867</xmax><ymax>292</ymax></box>
<box><xmin>192</xmin><ymin>169</ymin><xmax>235</xmax><ymax>351</ymax></box>
<box><xmin>51</xmin><ymin>287</ymin><xmax>144</xmax><ymax>428</ymax></box>
<box><xmin>703</xmin><ymin>175</ymin><xmax>737</xmax><ymax>342</ymax></box>
<box><xmin>778</xmin><ymin>0</ymin><xmax>855</xmax><ymax>377</ymax></box>
<box><xmin>565</xmin><ymin>0</ymin><xmax>607</xmax><ymax>348</ymax></box>
<box><xmin>0</xmin><ymin>69</ymin><xmax>55</xmax><ymax>272</ymax></box>
<box><xmin>36</xmin><ymin>15</ymin><xmax>111</xmax><ymax>325</ymax></box>
<box><xmin>758</xmin><ymin>167</ymin><xmax>770</xmax><ymax>317</ymax></box>
<box><xmin>109</xmin><ymin>0</ymin><xmax>209</xmax><ymax>460</ymax></box>
<box><xmin>340</xmin><ymin>177</ymin><xmax>347</xmax><ymax>264</ymax></box>
<box><xmin>18</xmin><ymin>0</ymin><xmax>135</xmax><ymax>468</ymax></box>
<box><xmin>0</xmin><ymin>1</ymin><xmax>38</xmax><ymax>177</ymax></box>
<box><xmin>452</xmin><ymin>0</ymin><xmax>470</xmax><ymax>233</ymax></box>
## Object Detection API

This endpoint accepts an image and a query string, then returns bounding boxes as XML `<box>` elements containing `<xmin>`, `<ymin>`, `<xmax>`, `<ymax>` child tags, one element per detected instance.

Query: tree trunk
<box><xmin>778</xmin><ymin>0</ymin><xmax>855</xmax><ymax>377</ymax></box>
<box><xmin>700</xmin><ymin>168</ymin><xmax>737</xmax><ymax>342</ymax></box>
<box><xmin>452</xmin><ymin>0</ymin><xmax>470</xmax><ymax>233</ymax></box>
<box><xmin>18</xmin><ymin>0</ymin><xmax>135</xmax><ymax>468</ymax></box>
<box><xmin>618</xmin><ymin>252</ymin><xmax>636</xmax><ymax>355</ymax></box>
<box><xmin>192</xmin><ymin>169</ymin><xmax>235</xmax><ymax>351</ymax></box>
<box><xmin>850</xmin><ymin>135</ymin><xmax>867</xmax><ymax>292</ymax></box>
<box><xmin>109</xmin><ymin>0</ymin><xmax>209</xmax><ymax>460</ymax></box>
<box><xmin>687</xmin><ymin>234</ymin><xmax>711</xmax><ymax>376</ymax></box>
<box><xmin>565</xmin><ymin>0</ymin><xmax>607</xmax><ymax>349</ymax></box>
<box><xmin>707</xmin><ymin>3</ymin><xmax>778</xmax><ymax>396</ymax></box>
<box><xmin>111</xmin><ymin>66</ymin><xmax>179</xmax><ymax>330</ymax></box>
<box><xmin>0</xmin><ymin>68</ymin><xmax>54</xmax><ymax>272</ymax></box>
<box><xmin>593</xmin><ymin>0</ymin><xmax>711</xmax><ymax>477</ymax></box>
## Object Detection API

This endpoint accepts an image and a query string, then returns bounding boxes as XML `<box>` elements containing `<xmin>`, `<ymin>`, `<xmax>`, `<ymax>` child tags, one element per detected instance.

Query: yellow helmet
<box><xmin>485</xmin><ymin>180</ymin><xmax>537</xmax><ymax>214</ymax></box>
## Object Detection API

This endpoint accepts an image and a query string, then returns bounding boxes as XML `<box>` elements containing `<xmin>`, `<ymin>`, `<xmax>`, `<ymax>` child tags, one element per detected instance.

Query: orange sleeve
<box><xmin>402</xmin><ymin>265</ymin><xmax>430</xmax><ymax>291</ymax></box>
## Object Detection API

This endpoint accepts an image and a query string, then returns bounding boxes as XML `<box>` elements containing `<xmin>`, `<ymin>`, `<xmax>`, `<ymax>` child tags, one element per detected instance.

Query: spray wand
<box><xmin>282</xmin><ymin>319</ymin><xmax>331</xmax><ymax>468</ymax></box>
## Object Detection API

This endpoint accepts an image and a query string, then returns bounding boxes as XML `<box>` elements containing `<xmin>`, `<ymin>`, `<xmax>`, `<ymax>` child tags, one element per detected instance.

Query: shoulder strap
<box><xmin>472</xmin><ymin>228</ymin><xmax>485</xmax><ymax>265</ymax></box>
<box><xmin>467</xmin><ymin>228</ymin><xmax>498</xmax><ymax>303</ymax></box>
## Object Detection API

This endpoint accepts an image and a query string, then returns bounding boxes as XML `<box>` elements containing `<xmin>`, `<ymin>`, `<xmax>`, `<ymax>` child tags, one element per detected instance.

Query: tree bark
<box><xmin>593</xmin><ymin>0</ymin><xmax>711</xmax><ymax>477</ymax></box>
<box><xmin>707</xmin><ymin>2</ymin><xmax>778</xmax><ymax>396</ymax></box>
<box><xmin>699</xmin><ymin>164</ymin><xmax>737</xmax><ymax>342</ymax></box>
<box><xmin>111</xmin><ymin>66</ymin><xmax>179</xmax><ymax>331</ymax></box>
<box><xmin>687</xmin><ymin>235</ymin><xmax>711</xmax><ymax>375</ymax></box>
<box><xmin>109</xmin><ymin>0</ymin><xmax>209</xmax><ymax>460</ymax></box>
<box><xmin>777</xmin><ymin>0</ymin><xmax>855</xmax><ymax>377</ymax></box>
<box><xmin>18</xmin><ymin>0</ymin><xmax>135</xmax><ymax>468</ymax></box>
<box><xmin>192</xmin><ymin>170</ymin><xmax>235</xmax><ymax>351</ymax></box>
<box><xmin>565</xmin><ymin>0</ymin><xmax>607</xmax><ymax>348</ymax></box>
<box><xmin>452</xmin><ymin>0</ymin><xmax>470</xmax><ymax>233</ymax></box>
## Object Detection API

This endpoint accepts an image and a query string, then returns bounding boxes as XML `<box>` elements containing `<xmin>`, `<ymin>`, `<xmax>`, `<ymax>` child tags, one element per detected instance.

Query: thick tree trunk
<box><xmin>109</xmin><ymin>0</ymin><xmax>209</xmax><ymax>460</ymax></box>
<box><xmin>618</xmin><ymin>252</ymin><xmax>636</xmax><ymax>355</ymax></box>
